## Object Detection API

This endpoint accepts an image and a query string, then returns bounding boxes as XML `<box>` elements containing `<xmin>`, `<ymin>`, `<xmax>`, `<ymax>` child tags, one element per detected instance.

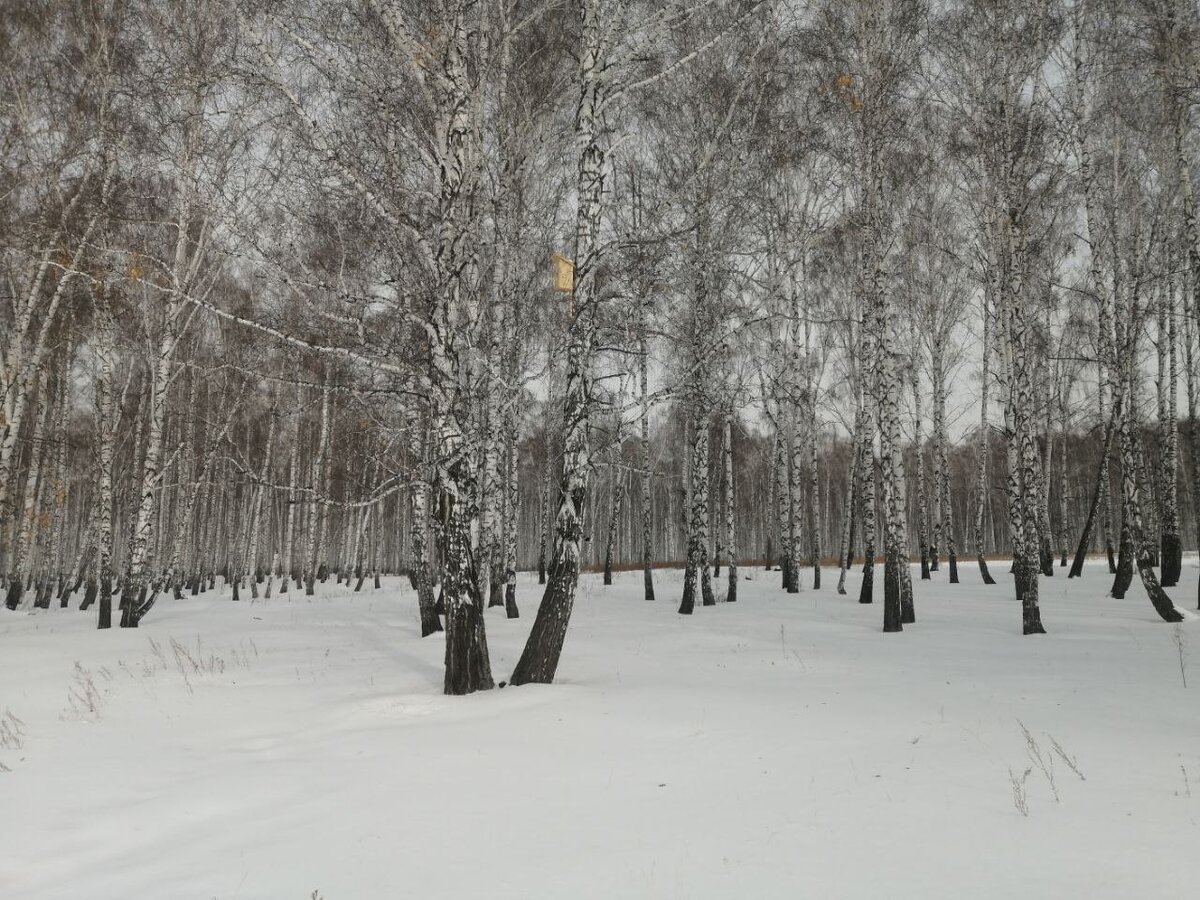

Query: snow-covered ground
<box><xmin>1</xmin><ymin>561</ymin><xmax>1197</xmax><ymax>899</ymax></box>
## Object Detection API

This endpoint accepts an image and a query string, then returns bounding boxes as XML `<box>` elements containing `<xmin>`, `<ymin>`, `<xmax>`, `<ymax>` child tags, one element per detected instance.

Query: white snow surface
<box><xmin>2</xmin><ymin>561</ymin><xmax>1198</xmax><ymax>899</ymax></box>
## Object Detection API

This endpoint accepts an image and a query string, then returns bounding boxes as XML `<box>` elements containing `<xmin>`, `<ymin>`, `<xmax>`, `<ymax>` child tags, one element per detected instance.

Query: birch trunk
<box><xmin>639</xmin><ymin>294</ymin><xmax>655</xmax><ymax>601</ymax></box>
<box><xmin>913</xmin><ymin>360</ymin><xmax>931</xmax><ymax>580</ymax></box>
<box><xmin>932</xmin><ymin>342</ymin><xmax>958</xmax><ymax>583</ymax></box>
<box><xmin>723</xmin><ymin>405</ymin><xmax>738</xmax><ymax>602</ymax></box>
<box><xmin>511</xmin><ymin>0</ymin><xmax>606</xmax><ymax>685</ymax></box>
<box><xmin>1160</xmin><ymin>264</ymin><xmax>1182</xmax><ymax>585</ymax></box>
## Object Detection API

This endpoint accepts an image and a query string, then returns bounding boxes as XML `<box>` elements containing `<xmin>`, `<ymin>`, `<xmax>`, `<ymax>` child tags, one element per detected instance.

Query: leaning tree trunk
<box><xmin>5</xmin><ymin>377</ymin><xmax>51</xmax><ymax>611</ymax></box>
<box><xmin>510</xmin><ymin>0</ymin><xmax>605</xmax><ymax>686</ymax></box>
<box><xmin>119</xmin><ymin>322</ymin><xmax>178</xmax><ymax>628</ymax></box>
<box><xmin>1074</xmin><ymin>9</ymin><xmax>1117</xmax><ymax>576</ymax></box>
<box><xmin>1069</xmin><ymin>396</ymin><xmax>1122</xmax><ymax>578</ymax></box>
<box><xmin>1114</xmin><ymin>299</ymin><xmax>1184</xmax><ymax>623</ymax></box>
<box><xmin>1110</xmin><ymin>249</ymin><xmax>1136</xmax><ymax>600</ymax></box>
<box><xmin>1159</xmin><ymin>267</ymin><xmax>1181</xmax><ymax>586</ymax></box>
<box><xmin>1119</xmin><ymin>374</ymin><xmax>1184</xmax><ymax>622</ymax></box>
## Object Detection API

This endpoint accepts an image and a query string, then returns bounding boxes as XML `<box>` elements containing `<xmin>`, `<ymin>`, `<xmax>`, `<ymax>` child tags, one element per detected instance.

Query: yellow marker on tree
<box><xmin>551</xmin><ymin>252</ymin><xmax>574</xmax><ymax>293</ymax></box>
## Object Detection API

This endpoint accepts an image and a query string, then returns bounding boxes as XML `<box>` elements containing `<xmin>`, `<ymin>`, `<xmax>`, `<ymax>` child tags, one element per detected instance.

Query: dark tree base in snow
<box><xmin>679</xmin><ymin>562</ymin><xmax>697</xmax><ymax>615</ymax></box>
<box><xmin>80</xmin><ymin>578</ymin><xmax>98</xmax><ymax>611</ymax></box>
<box><xmin>488</xmin><ymin>581</ymin><xmax>504</xmax><ymax>608</ymax></box>
<box><xmin>727</xmin><ymin>564</ymin><xmax>738</xmax><ymax>602</ymax></box>
<box><xmin>4</xmin><ymin>579</ymin><xmax>21</xmax><ymax>610</ymax></box>
<box><xmin>643</xmin><ymin>565</ymin><xmax>655</xmax><ymax>602</ymax></box>
<box><xmin>444</xmin><ymin>601</ymin><xmax>494</xmax><ymax>695</ymax></box>
<box><xmin>1136</xmin><ymin>560</ymin><xmax>1184</xmax><ymax>622</ymax></box>
<box><xmin>1015</xmin><ymin>562</ymin><xmax>1046</xmax><ymax>635</ymax></box>
<box><xmin>948</xmin><ymin>553</ymin><xmax>959</xmax><ymax>584</ymax></box>
<box><xmin>511</xmin><ymin>555</ymin><xmax>579</xmax><ymax>686</ymax></box>
<box><xmin>784</xmin><ymin>558</ymin><xmax>799</xmax><ymax>593</ymax></box>
<box><xmin>1111</xmin><ymin>537</ymin><xmax>1133</xmax><ymax>599</ymax></box>
<box><xmin>1160</xmin><ymin>533</ymin><xmax>1182</xmax><ymax>587</ymax></box>
<box><xmin>415</xmin><ymin>566</ymin><xmax>442</xmax><ymax>638</ymax></box>
<box><xmin>882</xmin><ymin>560</ymin><xmax>901</xmax><ymax>632</ymax></box>
<box><xmin>118</xmin><ymin>582</ymin><xmax>152</xmax><ymax>628</ymax></box>
<box><xmin>96</xmin><ymin>578</ymin><xmax>112</xmax><ymax>628</ymax></box>
<box><xmin>977</xmin><ymin>555</ymin><xmax>996</xmax><ymax>585</ymax></box>
<box><xmin>859</xmin><ymin>561</ymin><xmax>874</xmax><ymax>604</ymax></box>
